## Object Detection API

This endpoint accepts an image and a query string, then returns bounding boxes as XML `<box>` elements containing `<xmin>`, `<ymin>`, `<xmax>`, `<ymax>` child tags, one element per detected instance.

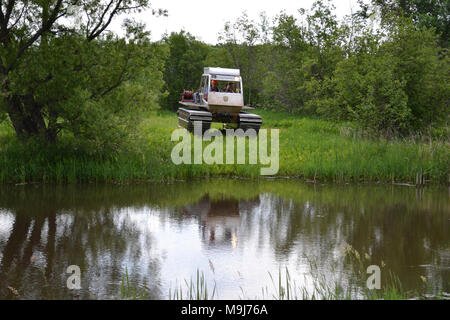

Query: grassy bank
<box><xmin>0</xmin><ymin>109</ymin><xmax>448</xmax><ymax>184</ymax></box>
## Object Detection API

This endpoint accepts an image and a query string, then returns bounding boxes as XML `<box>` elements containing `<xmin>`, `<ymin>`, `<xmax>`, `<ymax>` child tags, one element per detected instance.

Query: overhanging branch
<box><xmin>6</xmin><ymin>0</ymin><xmax>64</xmax><ymax>73</ymax></box>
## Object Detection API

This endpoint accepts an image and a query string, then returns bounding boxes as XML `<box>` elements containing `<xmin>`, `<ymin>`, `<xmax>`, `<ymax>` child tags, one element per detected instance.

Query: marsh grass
<box><xmin>0</xmin><ymin>109</ymin><xmax>447</xmax><ymax>184</ymax></box>
<box><xmin>125</xmin><ymin>266</ymin><xmax>417</xmax><ymax>301</ymax></box>
<box><xmin>169</xmin><ymin>269</ymin><xmax>217</xmax><ymax>300</ymax></box>
<box><xmin>255</xmin><ymin>267</ymin><xmax>410</xmax><ymax>300</ymax></box>
<box><xmin>117</xmin><ymin>244</ymin><xmax>444</xmax><ymax>301</ymax></box>
<box><xmin>120</xmin><ymin>268</ymin><xmax>147</xmax><ymax>300</ymax></box>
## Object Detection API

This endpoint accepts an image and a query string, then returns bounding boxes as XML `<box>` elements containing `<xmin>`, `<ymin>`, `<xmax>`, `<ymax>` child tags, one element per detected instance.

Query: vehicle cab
<box><xmin>198</xmin><ymin>67</ymin><xmax>244</xmax><ymax>111</ymax></box>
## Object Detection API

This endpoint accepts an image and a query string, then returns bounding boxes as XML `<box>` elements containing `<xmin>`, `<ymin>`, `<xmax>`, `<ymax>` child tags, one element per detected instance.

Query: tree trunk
<box><xmin>46</xmin><ymin>111</ymin><xmax>59</xmax><ymax>143</ymax></box>
<box><xmin>7</xmin><ymin>93</ymin><xmax>54</xmax><ymax>142</ymax></box>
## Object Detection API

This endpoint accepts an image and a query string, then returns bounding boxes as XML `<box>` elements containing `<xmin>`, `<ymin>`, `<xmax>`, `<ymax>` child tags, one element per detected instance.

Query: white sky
<box><xmin>118</xmin><ymin>0</ymin><xmax>361</xmax><ymax>44</ymax></box>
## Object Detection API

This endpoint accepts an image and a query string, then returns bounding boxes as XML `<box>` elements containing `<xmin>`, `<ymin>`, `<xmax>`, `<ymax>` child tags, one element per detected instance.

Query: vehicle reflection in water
<box><xmin>180</xmin><ymin>195</ymin><xmax>259</xmax><ymax>250</ymax></box>
<box><xmin>0</xmin><ymin>181</ymin><xmax>448</xmax><ymax>299</ymax></box>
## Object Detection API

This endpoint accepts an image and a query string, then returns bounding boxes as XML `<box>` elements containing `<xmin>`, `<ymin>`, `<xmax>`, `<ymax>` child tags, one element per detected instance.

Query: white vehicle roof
<box><xmin>204</xmin><ymin>67</ymin><xmax>240</xmax><ymax>76</ymax></box>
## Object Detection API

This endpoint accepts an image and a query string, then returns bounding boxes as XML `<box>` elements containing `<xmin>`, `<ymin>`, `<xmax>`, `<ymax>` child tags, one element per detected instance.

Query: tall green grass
<box><xmin>255</xmin><ymin>267</ymin><xmax>410</xmax><ymax>300</ymax></box>
<box><xmin>120</xmin><ymin>268</ymin><xmax>147</xmax><ymax>300</ymax></box>
<box><xmin>0</xmin><ymin>109</ymin><xmax>448</xmax><ymax>184</ymax></box>
<box><xmin>169</xmin><ymin>269</ymin><xmax>217</xmax><ymax>300</ymax></box>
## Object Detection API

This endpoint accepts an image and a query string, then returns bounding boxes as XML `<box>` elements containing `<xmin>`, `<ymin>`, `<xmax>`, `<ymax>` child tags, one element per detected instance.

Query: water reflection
<box><xmin>180</xmin><ymin>195</ymin><xmax>260</xmax><ymax>250</ymax></box>
<box><xmin>0</xmin><ymin>185</ymin><xmax>162</xmax><ymax>299</ymax></box>
<box><xmin>0</xmin><ymin>181</ymin><xmax>448</xmax><ymax>299</ymax></box>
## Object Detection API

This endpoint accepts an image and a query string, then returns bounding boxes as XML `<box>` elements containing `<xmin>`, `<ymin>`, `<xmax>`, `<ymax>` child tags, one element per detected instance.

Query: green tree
<box><xmin>204</xmin><ymin>45</ymin><xmax>234</xmax><ymax>69</ymax></box>
<box><xmin>161</xmin><ymin>31</ymin><xmax>209</xmax><ymax>110</ymax></box>
<box><xmin>322</xmin><ymin>18</ymin><xmax>449</xmax><ymax>135</ymax></box>
<box><xmin>262</xmin><ymin>12</ymin><xmax>306</xmax><ymax>111</ymax></box>
<box><xmin>0</xmin><ymin>0</ymin><xmax>166</xmax><ymax>147</ymax></box>
<box><xmin>360</xmin><ymin>0</ymin><xmax>450</xmax><ymax>47</ymax></box>
<box><xmin>261</xmin><ymin>0</ymin><xmax>347</xmax><ymax>113</ymax></box>
<box><xmin>219</xmin><ymin>11</ymin><xmax>267</xmax><ymax>106</ymax></box>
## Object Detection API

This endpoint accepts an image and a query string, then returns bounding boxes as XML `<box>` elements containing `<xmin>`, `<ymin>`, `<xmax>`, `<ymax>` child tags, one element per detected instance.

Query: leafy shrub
<box><xmin>320</xmin><ymin>18</ymin><xmax>449</xmax><ymax>136</ymax></box>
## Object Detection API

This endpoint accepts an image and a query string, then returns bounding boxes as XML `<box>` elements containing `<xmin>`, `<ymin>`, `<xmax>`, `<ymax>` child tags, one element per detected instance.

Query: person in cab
<box><xmin>211</xmin><ymin>80</ymin><xmax>220</xmax><ymax>92</ymax></box>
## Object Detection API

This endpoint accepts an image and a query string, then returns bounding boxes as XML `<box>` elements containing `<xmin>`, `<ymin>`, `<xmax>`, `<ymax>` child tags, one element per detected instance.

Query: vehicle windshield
<box><xmin>210</xmin><ymin>80</ymin><xmax>241</xmax><ymax>93</ymax></box>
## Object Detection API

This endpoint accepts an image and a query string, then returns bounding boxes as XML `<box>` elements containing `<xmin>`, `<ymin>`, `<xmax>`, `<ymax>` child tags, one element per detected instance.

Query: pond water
<box><xmin>0</xmin><ymin>180</ymin><xmax>448</xmax><ymax>299</ymax></box>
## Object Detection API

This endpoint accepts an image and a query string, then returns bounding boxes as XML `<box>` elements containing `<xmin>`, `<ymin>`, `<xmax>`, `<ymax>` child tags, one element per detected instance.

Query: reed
<box><xmin>0</xmin><ymin>110</ymin><xmax>447</xmax><ymax>184</ymax></box>
<box><xmin>168</xmin><ymin>269</ymin><xmax>217</xmax><ymax>300</ymax></box>
<box><xmin>120</xmin><ymin>268</ymin><xmax>147</xmax><ymax>300</ymax></box>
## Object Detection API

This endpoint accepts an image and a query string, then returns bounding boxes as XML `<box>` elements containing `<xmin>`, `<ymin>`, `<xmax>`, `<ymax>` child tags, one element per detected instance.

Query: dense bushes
<box><xmin>160</xmin><ymin>31</ymin><xmax>209</xmax><ymax>110</ymax></box>
<box><xmin>324</xmin><ymin>21</ymin><xmax>449</xmax><ymax>135</ymax></box>
<box><xmin>324</xmin><ymin>52</ymin><xmax>411</xmax><ymax>134</ymax></box>
<box><xmin>203</xmin><ymin>0</ymin><xmax>449</xmax><ymax>137</ymax></box>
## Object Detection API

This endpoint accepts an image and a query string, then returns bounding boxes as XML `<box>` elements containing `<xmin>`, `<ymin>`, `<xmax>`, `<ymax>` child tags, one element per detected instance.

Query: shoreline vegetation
<box><xmin>1</xmin><ymin>109</ymin><xmax>448</xmax><ymax>185</ymax></box>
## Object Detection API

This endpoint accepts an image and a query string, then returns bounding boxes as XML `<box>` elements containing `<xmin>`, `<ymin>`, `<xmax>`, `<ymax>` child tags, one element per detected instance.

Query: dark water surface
<box><xmin>0</xmin><ymin>180</ymin><xmax>448</xmax><ymax>299</ymax></box>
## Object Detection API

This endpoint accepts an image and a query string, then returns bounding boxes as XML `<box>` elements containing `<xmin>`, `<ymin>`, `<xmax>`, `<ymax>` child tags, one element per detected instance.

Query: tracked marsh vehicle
<box><xmin>177</xmin><ymin>67</ymin><xmax>262</xmax><ymax>133</ymax></box>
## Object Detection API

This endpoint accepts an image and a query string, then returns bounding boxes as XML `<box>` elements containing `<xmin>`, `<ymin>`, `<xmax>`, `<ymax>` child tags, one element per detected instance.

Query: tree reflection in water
<box><xmin>0</xmin><ymin>185</ymin><xmax>162</xmax><ymax>299</ymax></box>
